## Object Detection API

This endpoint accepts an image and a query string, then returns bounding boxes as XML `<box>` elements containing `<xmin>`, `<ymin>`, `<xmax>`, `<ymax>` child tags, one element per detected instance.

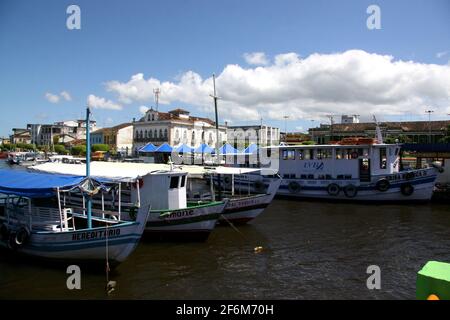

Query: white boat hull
<box><xmin>0</xmin><ymin>221</ymin><xmax>143</xmax><ymax>264</ymax></box>
<box><xmin>143</xmin><ymin>201</ymin><xmax>227</xmax><ymax>240</ymax></box>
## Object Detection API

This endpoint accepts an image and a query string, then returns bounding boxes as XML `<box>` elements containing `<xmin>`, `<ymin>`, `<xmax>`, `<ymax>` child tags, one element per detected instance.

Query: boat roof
<box><xmin>263</xmin><ymin>143</ymin><xmax>399</xmax><ymax>149</ymax></box>
<box><xmin>0</xmin><ymin>169</ymin><xmax>87</xmax><ymax>198</ymax></box>
<box><xmin>31</xmin><ymin>162</ymin><xmax>264</xmax><ymax>180</ymax></box>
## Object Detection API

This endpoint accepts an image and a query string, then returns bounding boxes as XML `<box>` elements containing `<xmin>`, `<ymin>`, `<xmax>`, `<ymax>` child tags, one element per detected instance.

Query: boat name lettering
<box><xmin>72</xmin><ymin>229</ymin><xmax>121</xmax><ymax>241</ymax></box>
<box><xmin>304</xmin><ymin>161</ymin><xmax>324</xmax><ymax>171</ymax></box>
<box><xmin>168</xmin><ymin>209</ymin><xmax>194</xmax><ymax>219</ymax></box>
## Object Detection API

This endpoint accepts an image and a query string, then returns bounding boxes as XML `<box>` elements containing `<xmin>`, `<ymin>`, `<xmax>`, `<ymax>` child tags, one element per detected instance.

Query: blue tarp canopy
<box><xmin>195</xmin><ymin>143</ymin><xmax>214</xmax><ymax>154</ymax></box>
<box><xmin>0</xmin><ymin>169</ymin><xmax>86</xmax><ymax>198</ymax></box>
<box><xmin>213</xmin><ymin>143</ymin><xmax>239</xmax><ymax>155</ymax></box>
<box><xmin>176</xmin><ymin>144</ymin><xmax>194</xmax><ymax>153</ymax></box>
<box><xmin>139</xmin><ymin>143</ymin><xmax>157</xmax><ymax>152</ymax></box>
<box><xmin>244</xmin><ymin>143</ymin><xmax>258</xmax><ymax>154</ymax></box>
<box><xmin>155</xmin><ymin>143</ymin><xmax>173</xmax><ymax>153</ymax></box>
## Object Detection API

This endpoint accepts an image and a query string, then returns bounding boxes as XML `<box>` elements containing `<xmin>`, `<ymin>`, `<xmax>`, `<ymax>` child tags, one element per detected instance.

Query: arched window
<box><xmin>149</xmin><ymin>130</ymin><xmax>153</xmax><ymax>138</ymax></box>
<box><xmin>152</xmin><ymin>114</ymin><xmax>155</xmax><ymax>121</ymax></box>
<box><xmin>164</xmin><ymin>129</ymin><xmax>168</xmax><ymax>138</ymax></box>
<box><xmin>147</xmin><ymin>114</ymin><xmax>151</xmax><ymax>121</ymax></box>
<box><xmin>175</xmin><ymin>129</ymin><xmax>180</xmax><ymax>139</ymax></box>
<box><xmin>154</xmin><ymin>129</ymin><xmax>158</xmax><ymax>138</ymax></box>
<box><xmin>159</xmin><ymin>129</ymin><xmax>163</xmax><ymax>138</ymax></box>
<box><xmin>140</xmin><ymin>130</ymin><xmax>143</xmax><ymax>139</ymax></box>
<box><xmin>144</xmin><ymin>130</ymin><xmax>148</xmax><ymax>138</ymax></box>
<box><xmin>191</xmin><ymin>131</ymin><xmax>195</xmax><ymax>144</ymax></box>
<box><xmin>135</xmin><ymin>130</ymin><xmax>139</xmax><ymax>139</ymax></box>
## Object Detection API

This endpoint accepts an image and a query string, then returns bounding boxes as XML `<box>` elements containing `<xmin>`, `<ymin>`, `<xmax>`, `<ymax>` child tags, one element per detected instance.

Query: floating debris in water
<box><xmin>254</xmin><ymin>246</ymin><xmax>264</xmax><ymax>253</ymax></box>
<box><xmin>106</xmin><ymin>280</ymin><xmax>116</xmax><ymax>295</ymax></box>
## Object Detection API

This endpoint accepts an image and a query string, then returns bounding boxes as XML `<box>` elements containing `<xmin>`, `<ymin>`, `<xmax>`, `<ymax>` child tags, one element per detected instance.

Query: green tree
<box><xmin>54</xmin><ymin>144</ymin><xmax>67</xmax><ymax>155</ymax></box>
<box><xmin>92</xmin><ymin>144</ymin><xmax>110</xmax><ymax>152</ymax></box>
<box><xmin>71</xmin><ymin>145</ymin><xmax>86</xmax><ymax>156</ymax></box>
<box><xmin>439</xmin><ymin>125</ymin><xmax>450</xmax><ymax>143</ymax></box>
<box><xmin>301</xmin><ymin>141</ymin><xmax>316</xmax><ymax>145</ymax></box>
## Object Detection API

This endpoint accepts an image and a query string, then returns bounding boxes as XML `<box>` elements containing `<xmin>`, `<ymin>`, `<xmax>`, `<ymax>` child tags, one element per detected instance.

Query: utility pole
<box><xmin>326</xmin><ymin>115</ymin><xmax>335</xmax><ymax>143</ymax></box>
<box><xmin>283</xmin><ymin>115</ymin><xmax>289</xmax><ymax>143</ymax></box>
<box><xmin>425</xmin><ymin>110</ymin><xmax>434</xmax><ymax>144</ymax></box>
<box><xmin>210</xmin><ymin>74</ymin><xmax>222</xmax><ymax>200</ymax></box>
<box><xmin>153</xmin><ymin>88</ymin><xmax>161</xmax><ymax>111</ymax></box>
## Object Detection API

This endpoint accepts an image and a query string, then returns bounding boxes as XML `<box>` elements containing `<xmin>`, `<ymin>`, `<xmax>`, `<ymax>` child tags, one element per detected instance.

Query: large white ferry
<box><xmin>232</xmin><ymin>138</ymin><xmax>440</xmax><ymax>202</ymax></box>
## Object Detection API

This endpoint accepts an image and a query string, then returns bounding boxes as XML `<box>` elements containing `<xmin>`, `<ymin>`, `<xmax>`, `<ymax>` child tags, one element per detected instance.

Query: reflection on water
<box><xmin>1</xmin><ymin>160</ymin><xmax>450</xmax><ymax>299</ymax></box>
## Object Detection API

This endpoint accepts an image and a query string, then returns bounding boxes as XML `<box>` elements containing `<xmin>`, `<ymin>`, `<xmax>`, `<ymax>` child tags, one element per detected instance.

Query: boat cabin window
<box><xmin>170</xmin><ymin>176</ymin><xmax>180</xmax><ymax>189</ymax></box>
<box><xmin>316</xmin><ymin>149</ymin><xmax>332</xmax><ymax>160</ymax></box>
<box><xmin>379</xmin><ymin>147</ymin><xmax>387</xmax><ymax>169</ymax></box>
<box><xmin>180</xmin><ymin>175</ymin><xmax>186</xmax><ymax>188</ymax></box>
<box><xmin>282</xmin><ymin>149</ymin><xmax>295</xmax><ymax>160</ymax></box>
<box><xmin>298</xmin><ymin>149</ymin><xmax>313</xmax><ymax>160</ymax></box>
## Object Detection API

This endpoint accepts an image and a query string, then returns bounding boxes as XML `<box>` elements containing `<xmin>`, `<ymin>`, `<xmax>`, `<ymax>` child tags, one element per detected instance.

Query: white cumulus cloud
<box><xmin>103</xmin><ymin>50</ymin><xmax>450</xmax><ymax>121</ymax></box>
<box><xmin>45</xmin><ymin>92</ymin><xmax>60</xmax><ymax>104</ymax></box>
<box><xmin>87</xmin><ymin>94</ymin><xmax>122</xmax><ymax>110</ymax></box>
<box><xmin>139</xmin><ymin>105</ymin><xmax>149</xmax><ymax>114</ymax></box>
<box><xmin>243</xmin><ymin>52</ymin><xmax>269</xmax><ymax>66</ymax></box>
<box><xmin>60</xmin><ymin>91</ymin><xmax>72</xmax><ymax>101</ymax></box>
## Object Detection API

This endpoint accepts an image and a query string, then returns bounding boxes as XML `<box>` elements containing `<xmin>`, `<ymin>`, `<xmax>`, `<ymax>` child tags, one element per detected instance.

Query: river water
<box><xmin>0</xmin><ymin>160</ymin><xmax>449</xmax><ymax>299</ymax></box>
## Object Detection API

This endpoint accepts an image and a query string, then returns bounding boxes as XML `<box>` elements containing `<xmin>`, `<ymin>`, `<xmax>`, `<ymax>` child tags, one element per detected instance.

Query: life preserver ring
<box><xmin>14</xmin><ymin>227</ymin><xmax>29</xmax><ymax>246</ymax></box>
<box><xmin>132</xmin><ymin>179</ymin><xmax>144</xmax><ymax>189</ymax></box>
<box><xmin>400</xmin><ymin>183</ymin><xmax>414</xmax><ymax>196</ymax></box>
<box><xmin>0</xmin><ymin>224</ymin><xmax>9</xmax><ymax>242</ymax></box>
<box><xmin>129</xmin><ymin>206</ymin><xmax>138</xmax><ymax>221</ymax></box>
<box><xmin>344</xmin><ymin>184</ymin><xmax>358</xmax><ymax>198</ymax></box>
<box><xmin>327</xmin><ymin>183</ymin><xmax>340</xmax><ymax>196</ymax></box>
<box><xmin>376</xmin><ymin>178</ymin><xmax>390</xmax><ymax>192</ymax></box>
<box><xmin>288</xmin><ymin>181</ymin><xmax>301</xmax><ymax>194</ymax></box>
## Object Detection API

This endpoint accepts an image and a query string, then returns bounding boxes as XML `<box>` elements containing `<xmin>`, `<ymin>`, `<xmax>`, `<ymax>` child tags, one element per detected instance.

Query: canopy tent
<box><xmin>194</xmin><ymin>143</ymin><xmax>214</xmax><ymax>154</ymax></box>
<box><xmin>175</xmin><ymin>144</ymin><xmax>195</xmax><ymax>153</ymax></box>
<box><xmin>138</xmin><ymin>143</ymin><xmax>157</xmax><ymax>153</ymax></box>
<box><xmin>212</xmin><ymin>143</ymin><xmax>239</xmax><ymax>155</ymax></box>
<box><xmin>155</xmin><ymin>143</ymin><xmax>173</xmax><ymax>153</ymax></box>
<box><xmin>244</xmin><ymin>143</ymin><xmax>258</xmax><ymax>154</ymax></box>
<box><xmin>0</xmin><ymin>169</ymin><xmax>87</xmax><ymax>198</ymax></box>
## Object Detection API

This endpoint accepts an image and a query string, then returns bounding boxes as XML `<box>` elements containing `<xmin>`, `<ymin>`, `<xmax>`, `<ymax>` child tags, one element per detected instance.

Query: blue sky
<box><xmin>0</xmin><ymin>0</ymin><xmax>449</xmax><ymax>137</ymax></box>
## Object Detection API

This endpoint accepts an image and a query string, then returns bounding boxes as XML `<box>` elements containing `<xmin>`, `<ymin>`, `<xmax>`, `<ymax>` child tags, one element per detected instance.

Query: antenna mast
<box><xmin>153</xmin><ymin>88</ymin><xmax>161</xmax><ymax>111</ymax></box>
<box><xmin>373</xmin><ymin>115</ymin><xmax>383</xmax><ymax>144</ymax></box>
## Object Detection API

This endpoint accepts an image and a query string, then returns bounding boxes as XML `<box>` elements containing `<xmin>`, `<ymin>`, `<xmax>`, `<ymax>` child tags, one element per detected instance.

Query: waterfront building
<box><xmin>90</xmin><ymin>123</ymin><xmax>133</xmax><ymax>156</ymax></box>
<box><xmin>132</xmin><ymin>108</ymin><xmax>227</xmax><ymax>154</ymax></box>
<box><xmin>10</xmin><ymin>128</ymin><xmax>32</xmax><ymax>144</ymax></box>
<box><xmin>27</xmin><ymin>120</ymin><xmax>97</xmax><ymax>146</ymax></box>
<box><xmin>309</xmin><ymin>120</ymin><xmax>450</xmax><ymax>145</ymax></box>
<box><xmin>227</xmin><ymin>125</ymin><xmax>280</xmax><ymax>148</ymax></box>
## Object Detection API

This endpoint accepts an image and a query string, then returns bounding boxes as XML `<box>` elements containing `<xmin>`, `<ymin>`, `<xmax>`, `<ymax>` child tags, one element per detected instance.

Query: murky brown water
<box><xmin>1</xmin><ymin>160</ymin><xmax>450</xmax><ymax>299</ymax></box>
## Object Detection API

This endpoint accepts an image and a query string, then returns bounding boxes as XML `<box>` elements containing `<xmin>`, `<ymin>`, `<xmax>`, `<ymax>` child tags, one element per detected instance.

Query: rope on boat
<box><xmin>219</xmin><ymin>214</ymin><xmax>264</xmax><ymax>254</ymax></box>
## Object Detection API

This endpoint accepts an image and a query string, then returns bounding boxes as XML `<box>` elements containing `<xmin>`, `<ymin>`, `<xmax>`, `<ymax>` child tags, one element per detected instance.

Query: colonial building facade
<box><xmin>132</xmin><ymin>108</ymin><xmax>227</xmax><ymax>154</ymax></box>
<box><xmin>90</xmin><ymin>123</ymin><xmax>133</xmax><ymax>156</ymax></box>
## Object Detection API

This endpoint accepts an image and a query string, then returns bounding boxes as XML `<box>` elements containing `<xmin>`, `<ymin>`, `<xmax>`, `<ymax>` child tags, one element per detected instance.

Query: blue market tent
<box><xmin>176</xmin><ymin>144</ymin><xmax>195</xmax><ymax>153</ymax></box>
<box><xmin>213</xmin><ymin>143</ymin><xmax>239</xmax><ymax>155</ymax></box>
<box><xmin>155</xmin><ymin>143</ymin><xmax>173</xmax><ymax>153</ymax></box>
<box><xmin>195</xmin><ymin>143</ymin><xmax>214</xmax><ymax>154</ymax></box>
<box><xmin>138</xmin><ymin>143</ymin><xmax>157</xmax><ymax>153</ymax></box>
<box><xmin>244</xmin><ymin>143</ymin><xmax>258</xmax><ymax>154</ymax></box>
<box><xmin>0</xmin><ymin>169</ymin><xmax>87</xmax><ymax>198</ymax></box>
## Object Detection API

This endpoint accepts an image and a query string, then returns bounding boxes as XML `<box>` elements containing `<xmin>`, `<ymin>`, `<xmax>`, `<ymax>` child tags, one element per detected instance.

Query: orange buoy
<box><xmin>427</xmin><ymin>294</ymin><xmax>440</xmax><ymax>300</ymax></box>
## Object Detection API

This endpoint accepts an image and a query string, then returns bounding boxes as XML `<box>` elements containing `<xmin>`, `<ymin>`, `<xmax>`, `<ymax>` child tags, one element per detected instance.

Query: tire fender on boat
<box><xmin>376</xmin><ymin>178</ymin><xmax>390</xmax><ymax>192</ymax></box>
<box><xmin>400</xmin><ymin>183</ymin><xmax>414</xmax><ymax>196</ymax></box>
<box><xmin>344</xmin><ymin>184</ymin><xmax>358</xmax><ymax>198</ymax></box>
<box><xmin>327</xmin><ymin>183</ymin><xmax>340</xmax><ymax>196</ymax></box>
<box><xmin>14</xmin><ymin>227</ymin><xmax>30</xmax><ymax>246</ymax></box>
<box><xmin>288</xmin><ymin>181</ymin><xmax>301</xmax><ymax>194</ymax></box>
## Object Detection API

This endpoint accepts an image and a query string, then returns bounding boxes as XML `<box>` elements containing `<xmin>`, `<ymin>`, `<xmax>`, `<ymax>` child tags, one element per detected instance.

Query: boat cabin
<box><xmin>278</xmin><ymin>143</ymin><xmax>401</xmax><ymax>182</ymax></box>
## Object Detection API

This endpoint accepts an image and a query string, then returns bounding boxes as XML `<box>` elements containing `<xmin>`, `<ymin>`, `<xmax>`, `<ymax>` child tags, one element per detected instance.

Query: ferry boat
<box><xmin>31</xmin><ymin>161</ymin><xmax>227</xmax><ymax>241</ymax></box>
<box><xmin>236</xmin><ymin>138</ymin><xmax>439</xmax><ymax>202</ymax></box>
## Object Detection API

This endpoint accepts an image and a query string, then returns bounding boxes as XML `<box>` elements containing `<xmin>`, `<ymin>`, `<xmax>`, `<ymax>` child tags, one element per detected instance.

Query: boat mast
<box><xmin>86</xmin><ymin>106</ymin><xmax>92</xmax><ymax>229</ymax></box>
<box><xmin>211</xmin><ymin>74</ymin><xmax>222</xmax><ymax>200</ymax></box>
